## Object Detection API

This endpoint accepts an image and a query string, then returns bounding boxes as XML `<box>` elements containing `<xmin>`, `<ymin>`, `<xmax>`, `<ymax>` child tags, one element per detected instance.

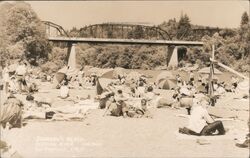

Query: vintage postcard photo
<box><xmin>0</xmin><ymin>1</ymin><xmax>249</xmax><ymax>157</ymax></box>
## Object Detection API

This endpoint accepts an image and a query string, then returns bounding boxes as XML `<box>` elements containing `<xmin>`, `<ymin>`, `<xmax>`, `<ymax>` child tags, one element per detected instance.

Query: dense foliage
<box><xmin>0</xmin><ymin>2</ymin><xmax>51</xmax><ymax>66</ymax></box>
<box><xmin>0</xmin><ymin>2</ymin><xmax>249</xmax><ymax>73</ymax></box>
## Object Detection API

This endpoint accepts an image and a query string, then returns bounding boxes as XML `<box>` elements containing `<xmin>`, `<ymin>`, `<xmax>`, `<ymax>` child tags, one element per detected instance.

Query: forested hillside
<box><xmin>0</xmin><ymin>2</ymin><xmax>249</xmax><ymax>74</ymax></box>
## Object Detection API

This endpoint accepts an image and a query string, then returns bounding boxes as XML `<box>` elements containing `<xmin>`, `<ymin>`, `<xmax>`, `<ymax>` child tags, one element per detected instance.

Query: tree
<box><xmin>4</xmin><ymin>2</ymin><xmax>51</xmax><ymax>65</ymax></box>
<box><xmin>241</xmin><ymin>11</ymin><xmax>249</xmax><ymax>26</ymax></box>
<box><xmin>238</xmin><ymin>12</ymin><xmax>250</xmax><ymax>60</ymax></box>
<box><xmin>159</xmin><ymin>18</ymin><xmax>178</xmax><ymax>40</ymax></box>
<box><xmin>177</xmin><ymin>13</ymin><xmax>191</xmax><ymax>40</ymax></box>
<box><xmin>69</xmin><ymin>27</ymin><xmax>80</xmax><ymax>37</ymax></box>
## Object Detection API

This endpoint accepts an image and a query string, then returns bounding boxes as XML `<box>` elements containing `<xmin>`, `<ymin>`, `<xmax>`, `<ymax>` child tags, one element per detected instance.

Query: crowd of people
<box><xmin>0</xmin><ymin>60</ymin><xmax>249</xmax><ymax>155</ymax></box>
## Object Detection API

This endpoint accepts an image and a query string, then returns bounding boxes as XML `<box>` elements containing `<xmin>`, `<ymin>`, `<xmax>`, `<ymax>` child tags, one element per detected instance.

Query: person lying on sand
<box><xmin>235</xmin><ymin>119</ymin><xmax>250</xmax><ymax>148</ymax></box>
<box><xmin>142</xmin><ymin>86</ymin><xmax>174</xmax><ymax>109</ymax></box>
<box><xmin>24</xmin><ymin>98</ymin><xmax>98</xmax><ymax>120</ymax></box>
<box><xmin>25</xmin><ymin>94</ymin><xmax>52</xmax><ymax>110</ymax></box>
<box><xmin>179</xmin><ymin>97</ymin><xmax>226</xmax><ymax>136</ymax></box>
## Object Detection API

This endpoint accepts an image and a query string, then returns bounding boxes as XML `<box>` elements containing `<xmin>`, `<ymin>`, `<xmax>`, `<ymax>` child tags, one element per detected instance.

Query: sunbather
<box><xmin>59</xmin><ymin>81</ymin><xmax>69</xmax><ymax>99</ymax></box>
<box><xmin>235</xmin><ymin>119</ymin><xmax>250</xmax><ymax>148</ymax></box>
<box><xmin>0</xmin><ymin>94</ymin><xmax>23</xmax><ymax>129</ymax></box>
<box><xmin>179</xmin><ymin>97</ymin><xmax>226</xmax><ymax>136</ymax></box>
<box><xmin>103</xmin><ymin>89</ymin><xmax>130</xmax><ymax>117</ymax></box>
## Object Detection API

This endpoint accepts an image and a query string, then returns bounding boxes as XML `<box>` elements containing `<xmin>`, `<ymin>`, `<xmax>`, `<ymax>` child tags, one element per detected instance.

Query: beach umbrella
<box><xmin>98</xmin><ymin>68</ymin><xmax>113</xmax><ymax>77</ymax></box>
<box><xmin>55</xmin><ymin>72</ymin><xmax>66</xmax><ymax>83</ymax></box>
<box><xmin>156</xmin><ymin>71</ymin><xmax>175</xmax><ymax>84</ymax></box>
<box><xmin>98</xmin><ymin>78</ymin><xmax>115</xmax><ymax>89</ymax></box>
<box><xmin>100</xmin><ymin>69</ymin><xmax>114</xmax><ymax>79</ymax></box>
<box><xmin>112</xmin><ymin>67</ymin><xmax>127</xmax><ymax>79</ymax></box>
<box><xmin>158</xmin><ymin>79</ymin><xmax>177</xmax><ymax>90</ymax></box>
<box><xmin>198</xmin><ymin>67</ymin><xmax>222</xmax><ymax>75</ymax></box>
<box><xmin>237</xmin><ymin>79</ymin><xmax>249</xmax><ymax>94</ymax></box>
<box><xmin>52</xmin><ymin>72</ymin><xmax>66</xmax><ymax>88</ymax></box>
<box><xmin>58</xmin><ymin>66</ymin><xmax>68</xmax><ymax>74</ymax></box>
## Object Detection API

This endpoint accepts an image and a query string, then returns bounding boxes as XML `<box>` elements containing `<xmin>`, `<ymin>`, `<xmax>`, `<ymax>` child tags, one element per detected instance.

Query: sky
<box><xmin>26</xmin><ymin>1</ymin><xmax>249</xmax><ymax>30</ymax></box>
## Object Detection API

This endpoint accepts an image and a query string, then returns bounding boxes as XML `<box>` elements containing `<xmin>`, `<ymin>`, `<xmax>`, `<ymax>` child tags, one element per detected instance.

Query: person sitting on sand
<box><xmin>118</xmin><ymin>74</ymin><xmax>126</xmax><ymax>85</ymax></box>
<box><xmin>0</xmin><ymin>94</ymin><xmax>24</xmax><ymax>129</ymax></box>
<box><xmin>104</xmin><ymin>92</ymin><xmax>129</xmax><ymax>117</ymax></box>
<box><xmin>90</xmin><ymin>74</ymin><xmax>97</xmax><ymax>86</ymax></box>
<box><xmin>143</xmin><ymin>86</ymin><xmax>159</xmax><ymax>108</ymax></box>
<box><xmin>8</xmin><ymin>76</ymin><xmax>18</xmax><ymax>94</ymax></box>
<box><xmin>136</xmin><ymin>81</ymin><xmax>146</xmax><ymax>98</ymax></box>
<box><xmin>189</xmin><ymin>70</ymin><xmax>195</xmax><ymax>85</ymax></box>
<box><xmin>104</xmin><ymin>94</ymin><xmax>118</xmax><ymax>116</ymax></box>
<box><xmin>114</xmin><ymin>90</ymin><xmax>129</xmax><ymax>117</ymax></box>
<box><xmin>176</xmin><ymin>74</ymin><xmax>182</xmax><ymax>87</ymax></box>
<box><xmin>197</xmin><ymin>74</ymin><xmax>202</xmax><ymax>83</ymax></box>
<box><xmin>134</xmin><ymin>99</ymin><xmax>152</xmax><ymax>118</ymax></box>
<box><xmin>59</xmin><ymin>81</ymin><xmax>69</xmax><ymax>99</ymax></box>
<box><xmin>214</xmin><ymin>83</ymin><xmax>226</xmax><ymax>96</ymax></box>
<box><xmin>176</xmin><ymin>85</ymin><xmax>195</xmax><ymax>115</ymax></box>
<box><xmin>129</xmin><ymin>87</ymin><xmax>136</xmax><ymax>98</ymax></box>
<box><xmin>98</xmin><ymin>91</ymin><xmax>115</xmax><ymax>109</ymax></box>
<box><xmin>28</xmin><ymin>82</ymin><xmax>39</xmax><ymax>93</ymax></box>
<box><xmin>231</xmin><ymin>76</ymin><xmax>239</xmax><ymax>90</ymax></box>
<box><xmin>179</xmin><ymin>97</ymin><xmax>226</xmax><ymax>136</ymax></box>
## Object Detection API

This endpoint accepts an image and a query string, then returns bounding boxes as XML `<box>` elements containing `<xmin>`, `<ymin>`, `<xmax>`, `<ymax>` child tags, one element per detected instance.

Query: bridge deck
<box><xmin>48</xmin><ymin>37</ymin><xmax>203</xmax><ymax>46</ymax></box>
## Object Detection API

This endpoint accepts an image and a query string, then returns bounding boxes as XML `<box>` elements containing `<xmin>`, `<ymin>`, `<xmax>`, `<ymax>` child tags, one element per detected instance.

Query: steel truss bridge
<box><xmin>42</xmin><ymin>21</ymin><xmax>204</xmax><ymax>67</ymax></box>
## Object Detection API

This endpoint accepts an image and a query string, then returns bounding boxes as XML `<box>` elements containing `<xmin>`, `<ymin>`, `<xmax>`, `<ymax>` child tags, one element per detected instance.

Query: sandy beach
<box><xmin>2</xmin><ymin>79</ymin><xmax>249</xmax><ymax>158</ymax></box>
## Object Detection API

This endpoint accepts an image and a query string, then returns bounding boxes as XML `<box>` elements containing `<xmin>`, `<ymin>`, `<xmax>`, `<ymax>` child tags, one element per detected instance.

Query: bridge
<box><xmin>42</xmin><ymin>21</ymin><xmax>204</xmax><ymax>67</ymax></box>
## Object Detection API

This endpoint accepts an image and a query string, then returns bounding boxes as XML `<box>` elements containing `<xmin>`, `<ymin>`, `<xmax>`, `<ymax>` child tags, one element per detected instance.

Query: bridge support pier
<box><xmin>167</xmin><ymin>46</ymin><xmax>178</xmax><ymax>67</ymax></box>
<box><xmin>66</xmin><ymin>43</ymin><xmax>77</xmax><ymax>69</ymax></box>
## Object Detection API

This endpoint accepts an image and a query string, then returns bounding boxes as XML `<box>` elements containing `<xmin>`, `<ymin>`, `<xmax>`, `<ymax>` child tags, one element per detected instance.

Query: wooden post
<box><xmin>216</xmin><ymin>62</ymin><xmax>249</xmax><ymax>80</ymax></box>
<box><xmin>209</xmin><ymin>45</ymin><xmax>215</xmax><ymax>105</ymax></box>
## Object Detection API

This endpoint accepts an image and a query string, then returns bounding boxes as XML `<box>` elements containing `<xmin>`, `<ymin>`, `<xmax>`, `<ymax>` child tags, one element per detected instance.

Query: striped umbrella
<box><xmin>156</xmin><ymin>71</ymin><xmax>175</xmax><ymax>84</ymax></box>
<box><xmin>158</xmin><ymin>79</ymin><xmax>177</xmax><ymax>90</ymax></box>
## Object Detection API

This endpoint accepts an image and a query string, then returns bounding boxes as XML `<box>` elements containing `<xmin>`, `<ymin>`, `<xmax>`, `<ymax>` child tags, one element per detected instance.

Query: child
<box><xmin>60</xmin><ymin>81</ymin><xmax>69</xmax><ymax>99</ymax></box>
